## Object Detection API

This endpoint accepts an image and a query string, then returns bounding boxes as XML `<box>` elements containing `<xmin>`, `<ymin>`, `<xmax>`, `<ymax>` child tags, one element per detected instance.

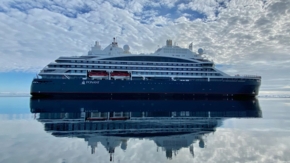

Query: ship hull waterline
<box><xmin>30</xmin><ymin>78</ymin><xmax>260</xmax><ymax>97</ymax></box>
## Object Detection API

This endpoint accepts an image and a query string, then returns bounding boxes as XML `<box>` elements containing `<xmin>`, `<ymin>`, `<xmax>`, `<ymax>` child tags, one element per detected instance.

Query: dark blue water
<box><xmin>0</xmin><ymin>97</ymin><xmax>289</xmax><ymax>163</ymax></box>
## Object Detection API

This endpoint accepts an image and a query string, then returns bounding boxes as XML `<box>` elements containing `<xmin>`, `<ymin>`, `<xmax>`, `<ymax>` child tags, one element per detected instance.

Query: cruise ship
<box><xmin>31</xmin><ymin>38</ymin><xmax>261</xmax><ymax>97</ymax></box>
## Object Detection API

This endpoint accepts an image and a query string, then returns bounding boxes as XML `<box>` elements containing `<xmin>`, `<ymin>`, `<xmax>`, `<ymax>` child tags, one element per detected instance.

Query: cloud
<box><xmin>0</xmin><ymin>0</ymin><xmax>289</xmax><ymax>94</ymax></box>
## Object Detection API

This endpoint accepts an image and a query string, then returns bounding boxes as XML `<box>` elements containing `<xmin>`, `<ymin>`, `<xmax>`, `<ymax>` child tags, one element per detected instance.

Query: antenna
<box><xmin>189</xmin><ymin>43</ymin><xmax>193</xmax><ymax>51</ymax></box>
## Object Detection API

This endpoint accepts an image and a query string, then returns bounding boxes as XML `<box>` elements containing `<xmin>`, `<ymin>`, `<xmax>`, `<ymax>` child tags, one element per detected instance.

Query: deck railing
<box><xmin>234</xmin><ymin>75</ymin><xmax>261</xmax><ymax>78</ymax></box>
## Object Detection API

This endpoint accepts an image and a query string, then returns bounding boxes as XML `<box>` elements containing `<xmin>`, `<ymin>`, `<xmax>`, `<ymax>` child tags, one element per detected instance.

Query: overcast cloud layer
<box><xmin>0</xmin><ymin>0</ymin><xmax>289</xmax><ymax>93</ymax></box>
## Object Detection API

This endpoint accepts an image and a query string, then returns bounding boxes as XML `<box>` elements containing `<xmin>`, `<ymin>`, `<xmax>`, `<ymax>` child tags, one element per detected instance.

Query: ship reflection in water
<box><xmin>30</xmin><ymin>97</ymin><xmax>262</xmax><ymax>161</ymax></box>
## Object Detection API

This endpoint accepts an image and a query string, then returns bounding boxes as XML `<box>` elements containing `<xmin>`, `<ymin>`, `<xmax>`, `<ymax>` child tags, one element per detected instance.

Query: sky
<box><xmin>0</xmin><ymin>0</ymin><xmax>289</xmax><ymax>95</ymax></box>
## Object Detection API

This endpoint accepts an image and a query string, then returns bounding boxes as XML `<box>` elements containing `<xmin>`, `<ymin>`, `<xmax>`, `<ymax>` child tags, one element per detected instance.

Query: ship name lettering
<box><xmin>86</xmin><ymin>81</ymin><xmax>99</xmax><ymax>84</ymax></box>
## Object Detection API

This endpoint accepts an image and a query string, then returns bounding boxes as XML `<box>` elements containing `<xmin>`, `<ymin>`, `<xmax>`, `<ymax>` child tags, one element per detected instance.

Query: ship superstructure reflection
<box><xmin>30</xmin><ymin>97</ymin><xmax>262</xmax><ymax>160</ymax></box>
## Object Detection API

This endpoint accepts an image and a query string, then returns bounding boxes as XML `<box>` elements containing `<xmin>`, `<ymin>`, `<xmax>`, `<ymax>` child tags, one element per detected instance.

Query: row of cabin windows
<box><xmin>57</xmin><ymin>60</ymin><xmax>210</xmax><ymax>66</ymax></box>
<box><xmin>45</xmin><ymin>123</ymin><xmax>209</xmax><ymax>130</ymax></box>
<box><xmin>132</xmin><ymin>72</ymin><xmax>220</xmax><ymax>76</ymax></box>
<box><xmin>66</xmin><ymin>70</ymin><xmax>220</xmax><ymax>76</ymax></box>
<box><xmin>163</xmin><ymin>49</ymin><xmax>187</xmax><ymax>54</ymax></box>
<box><xmin>99</xmin><ymin>56</ymin><xmax>193</xmax><ymax>63</ymax></box>
<box><xmin>89</xmin><ymin>111</ymin><xmax>216</xmax><ymax>118</ymax></box>
<box><xmin>42</xmin><ymin>75</ymin><xmax>83</xmax><ymax>79</ymax></box>
<box><xmin>42</xmin><ymin>75</ymin><xmax>255</xmax><ymax>81</ymax></box>
<box><xmin>50</xmin><ymin>65</ymin><xmax>213</xmax><ymax>71</ymax></box>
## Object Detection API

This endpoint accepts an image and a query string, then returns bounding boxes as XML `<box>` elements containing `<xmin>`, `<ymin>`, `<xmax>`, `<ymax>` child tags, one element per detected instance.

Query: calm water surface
<box><xmin>0</xmin><ymin>97</ymin><xmax>289</xmax><ymax>163</ymax></box>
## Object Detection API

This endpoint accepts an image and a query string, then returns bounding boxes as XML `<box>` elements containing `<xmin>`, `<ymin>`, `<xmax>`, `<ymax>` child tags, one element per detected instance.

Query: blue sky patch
<box><xmin>0</xmin><ymin>72</ymin><xmax>36</xmax><ymax>93</ymax></box>
<box><xmin>182</xmin><ymin>9</ymin><xmax>207</xmax><ymax>21</ymax></box>
<box><xmin>7</xmin><ymin>1</ymin><xmax>93</xmax><ymax>18</ymax></box>
<box><xmin>0</xmin><ymin>6</ymin><xmax>6</xmax><ymax>13</ymax></box>
<box><xmin>138</xmin><ymin>4</ymin><xmax>207</xmax><ymax>24</ymax></box>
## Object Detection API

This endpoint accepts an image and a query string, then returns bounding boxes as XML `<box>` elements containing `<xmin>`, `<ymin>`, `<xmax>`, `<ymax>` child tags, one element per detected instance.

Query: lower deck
<box><xmin>31</xmin><ymin>78</ymin><xmax>261</xmax><ymax>97</ymax></box>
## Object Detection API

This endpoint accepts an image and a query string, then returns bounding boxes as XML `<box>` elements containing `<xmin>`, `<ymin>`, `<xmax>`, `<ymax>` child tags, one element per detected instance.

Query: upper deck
<box><xmin>37</xmin><ymin>39</ymin><xmax>261</xmax><ymax>81</ymax></box>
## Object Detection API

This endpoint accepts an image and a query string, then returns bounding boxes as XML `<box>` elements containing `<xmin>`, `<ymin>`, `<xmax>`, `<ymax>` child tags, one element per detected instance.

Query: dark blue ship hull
<box><xmin>30</xmin><ymin>78</ymin><xmax>260</xmax><ymax>97</ymax></box>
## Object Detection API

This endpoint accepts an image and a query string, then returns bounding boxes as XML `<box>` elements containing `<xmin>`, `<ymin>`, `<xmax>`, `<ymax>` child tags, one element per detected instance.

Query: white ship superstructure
<box><xmin>38</xmin><ymin>38</ymin><xmax>254</xmax><ymax>80</ymax></box>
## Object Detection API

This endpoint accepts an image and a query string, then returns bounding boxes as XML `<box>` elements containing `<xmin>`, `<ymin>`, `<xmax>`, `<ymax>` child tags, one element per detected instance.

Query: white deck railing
<box><xmin>234</xmin><ymin>75</ymin><xmax>261</xmax><ymax>78</ymax></box>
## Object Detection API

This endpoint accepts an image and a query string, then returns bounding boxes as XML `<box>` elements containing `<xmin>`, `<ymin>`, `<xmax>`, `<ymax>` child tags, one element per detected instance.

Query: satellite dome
<box><xmin>123</xmin><ymin>45</ymin><xmax>130</xmax><ymax>51</ymax></box>
<box><xmin>198</xmin><ymin>48</ymin><xmax>204</xmax><ymax>55</ymax></box>
<box><xmin>199</xmin><ymin>139</ymin><xmax>205</xmax><ymax>148</ymax></box>
<box><xmin>121</xmin><ymin>141</ymin><xmax>127</xmax><ymax>150</ymax></box>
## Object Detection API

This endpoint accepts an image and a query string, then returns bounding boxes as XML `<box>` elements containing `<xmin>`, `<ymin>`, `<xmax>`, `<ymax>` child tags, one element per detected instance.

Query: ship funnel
<box><xmin>166</xmin><ymin>40</ymin><xmax>172</xmax><ymax>47</ymax></box>
<box><xmin>94</xmin><ymin>41</ymin><xmax>101</xmax><ymax>49</ymax></box>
